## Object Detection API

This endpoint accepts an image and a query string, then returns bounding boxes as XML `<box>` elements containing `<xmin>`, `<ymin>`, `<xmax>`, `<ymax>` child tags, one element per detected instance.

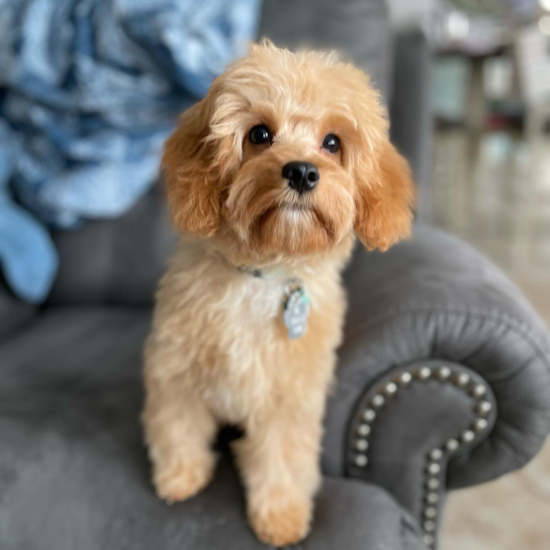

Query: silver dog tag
<box><xmin>283</xmin><ymin>282</ymin><xmax>310</xmax><ymax>339</ymax></box>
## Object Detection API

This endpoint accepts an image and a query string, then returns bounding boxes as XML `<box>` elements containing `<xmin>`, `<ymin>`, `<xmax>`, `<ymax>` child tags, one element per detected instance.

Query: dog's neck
<box><xmin>198</xmin><ymin>233</ymin><xmax>356</xmax><ymax>283</ymax></box>
<box><xmin>214</xmin><ymin>249</ymin><xmax>309</xmax><ymax>281</ymax></box>
<box><xmin>236</xmin><ymin>264</ymin><xmax>283</xmax><ymax>279</ymax></box>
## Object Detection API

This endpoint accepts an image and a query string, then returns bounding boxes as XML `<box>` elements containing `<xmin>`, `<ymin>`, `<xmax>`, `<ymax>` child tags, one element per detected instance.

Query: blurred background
<box><xmin>428</xmin><ymin>0</ymin><xmax>550</xmax><ymax>325</ymax></box>
<box><xmin>393</xmin><ymin>0</ymin><xmax>550</xmax><ymax>548</ymax></box>
<box><xmin>1</xmin><ymin>0</ymin><xmax>549</xmax><ymax>548</ymax></box>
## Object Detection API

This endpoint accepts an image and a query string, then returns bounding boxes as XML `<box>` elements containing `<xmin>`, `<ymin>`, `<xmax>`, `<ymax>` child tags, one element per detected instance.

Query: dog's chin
<box><xmin>248</xmin><ymin>203</ymin><xmax>338</xmax><ymax>257</ymax></box>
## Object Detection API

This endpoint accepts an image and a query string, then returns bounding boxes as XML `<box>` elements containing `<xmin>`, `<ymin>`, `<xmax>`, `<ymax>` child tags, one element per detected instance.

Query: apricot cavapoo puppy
<box><xmin>143</xmin><ymin>42</ymin><xmax>414</xmax><ymax>547</ymax></box>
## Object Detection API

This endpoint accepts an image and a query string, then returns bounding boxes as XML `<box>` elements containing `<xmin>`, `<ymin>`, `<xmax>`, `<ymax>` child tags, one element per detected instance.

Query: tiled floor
<box><xmin>433</xmin><ymin>129</ymin><xmax>550</xmax><ymax>550</ymax></box>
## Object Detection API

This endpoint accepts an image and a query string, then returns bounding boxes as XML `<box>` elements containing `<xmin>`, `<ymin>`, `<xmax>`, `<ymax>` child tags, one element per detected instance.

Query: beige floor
<box><xmin>432</xmin><ymin>130</ymin><xmax>550</xmax><ymax>550</ymax></box>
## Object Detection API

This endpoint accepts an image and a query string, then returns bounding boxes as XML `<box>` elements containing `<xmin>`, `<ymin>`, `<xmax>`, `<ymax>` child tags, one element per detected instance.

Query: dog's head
<box><xmin>163</xmin><ymin>42</ymin><xmax>414</xmax><ymax>259</ymax></box>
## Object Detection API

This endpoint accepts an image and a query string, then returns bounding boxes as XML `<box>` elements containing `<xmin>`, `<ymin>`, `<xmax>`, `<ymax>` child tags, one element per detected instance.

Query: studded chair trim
<box><xmin>346</xmin><ymin>362</ymin><xmax>497</xmax><ymax>549</ymax></box>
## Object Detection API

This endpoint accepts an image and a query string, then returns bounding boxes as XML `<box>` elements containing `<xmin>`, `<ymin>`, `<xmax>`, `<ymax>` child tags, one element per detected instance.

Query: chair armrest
<box><xmin>0</xmin><ymin>279</ymin><xmax>36</xmax><ymax>341</ymax></box>
<box><xmin>322</xmin><ymin>225</ymin><xmax>550</xmax><ymax>485</ymax></box>
<box><xmin>321</xmin><ymin>225</ymin><xmax>550</xmax><ymax>547</ymax></box>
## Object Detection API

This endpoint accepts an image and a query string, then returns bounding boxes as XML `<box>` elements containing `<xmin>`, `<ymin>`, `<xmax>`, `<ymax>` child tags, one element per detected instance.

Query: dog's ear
<box><xmin>354</xmin><ymin>141</ymin><xmax>415</xmax><ymax>251</ymax></box>
<box><xmin>162</xmin><ymin>97</ymin><xmax>221</xmax><ymax>237</ymax></box>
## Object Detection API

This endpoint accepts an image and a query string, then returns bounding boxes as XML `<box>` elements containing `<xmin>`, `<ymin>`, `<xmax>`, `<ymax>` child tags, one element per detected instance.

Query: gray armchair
<box><xmin>1</xmin><ymin>1</ymin><xmax>549</xmax><ymax>549</ymax></box>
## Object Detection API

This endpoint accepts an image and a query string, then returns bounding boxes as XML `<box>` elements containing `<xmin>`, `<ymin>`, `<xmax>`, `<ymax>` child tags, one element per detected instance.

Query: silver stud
<box><xmin>424</xmin><ymin>520</ymin><xmax>436</xmax><ymax>533</ymax></box>
<box><xmin>461</xmin><ymin>430</ymin><xmax>475</xmax><ymax>444</ymax></box>
<box><xmin>429</xmin><ymin>448</ymin><xmax>443</xmax><ymax>461</ymax></box>
<box><xmin>426</xmin><ymin>477</ymin><xmax>440</xmax><ymax>490</ymax></box>
<box><xmin>371</xmin><ymin>394</ymin><xmax>385</xmax><ymax>409</ymax></box>
<box><xmin>426</xmin><ymin>492</ymin><xmax>439</xmax><ymax>504</ymax></box>
<box><xmin>445</xmin><ymin>438</ymin><xmax>460</xmax><ymax>453</ymax></box>
<box><xmin>396</xmin><ymin>371</ymin><xmax>413</xmax><ymax>386</ymax></box>
<box><xmin>427</xmin><ymin>462</ymin><xmax>441</xmax><ymax>475</ymax></box>
<box><xmin>424</xmin><ymin>534</ymin><xmax>435</xmax><ymax>546</ymax></box>
<box><xmin>354</xmin><ymin>454</ymin><xmax>368</xmax><ymax>467</ymax></box>
<box><xmin>473</xmin><ymin>418</ymin><xmax>489</xmax><ymax>433</ymax></box>
<box><xmin>357</xmin><ymin>424</ymin><xmax>371</xmax><ymax>437</ymax></box>
<box><xmin>437</xmin><ymin>366</ymin><xmax>452</xmax><ymax>380</ymax></box>
<box><xmin>455</xmin><ymin>373</ymin><xmax>470</xmax><ymax>387</ymax></box>
<box><xmin>476</xmin><ymin>401</ymin><xmax>492</xmax><ymax>416</ymax></box>
<box><xmin>416</xmin><ymin>366</ymin><xmax>432</xmax><ymax>380</ymax></box>
<box><xmin>355</xmin><ymin>439</ymin><xmax>369</xmax><ymax>452</ymax></box>
<box><xmin>424</xmin><ymin>506</ymin><xmax>437</xmax><ymax>519</ymax></box>
<box><xmin>471</xmin><ymin>384</ymin><xmax>487</xmax><ymax>398</ymax></box>
<box><xmin>362</xmin><ymin>409</ymin><xmax>376</xmax><ymax>423</ymax></box>
<box><xmin>382</xmin><ymin>382</ymin><xmax>398</xmax><ymax>397</ymax></box>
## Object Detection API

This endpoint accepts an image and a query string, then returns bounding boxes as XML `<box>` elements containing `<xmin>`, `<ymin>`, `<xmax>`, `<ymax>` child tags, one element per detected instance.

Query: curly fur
<box><xmin>143</xmin><ymin>41</ymin><xmax>415</xmax><ymax>547</ymax></box>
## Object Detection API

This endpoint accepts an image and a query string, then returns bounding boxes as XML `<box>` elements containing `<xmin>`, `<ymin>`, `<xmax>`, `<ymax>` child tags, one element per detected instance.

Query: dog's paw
<box><xmin>249</xmin><ymin>494</ymin><xmax>312</xmax><ymax>547</ymax></box>
<box><xmin>153</xmin><ymin>456</ymin><xmax>215</xmax><ymax>503</ymax></box>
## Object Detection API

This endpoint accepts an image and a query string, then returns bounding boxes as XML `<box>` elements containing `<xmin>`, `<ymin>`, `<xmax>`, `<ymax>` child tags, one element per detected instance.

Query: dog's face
<box><xmin>163</xmin><ymin>43</ymin><xmax>414</xmax><ymax>259</ymax></box>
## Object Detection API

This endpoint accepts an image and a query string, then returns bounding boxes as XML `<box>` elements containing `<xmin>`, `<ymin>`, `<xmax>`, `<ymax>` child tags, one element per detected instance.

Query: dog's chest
<box><xmin>205</xmin><ymin>276</ymin><xmax>291</xmax><ymax>356</ymax></box>
<box><xmin>195</xmin><ymin>276</ymin><xmax>325</xmax><ymax>420</ymax></box>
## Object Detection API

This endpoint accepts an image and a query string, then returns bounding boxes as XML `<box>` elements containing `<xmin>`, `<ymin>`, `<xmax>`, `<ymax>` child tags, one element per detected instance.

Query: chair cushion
<box><xmin>0</xmin><ymin>306</ymin><xmax>424</xmax><ymax>550</ymax></box>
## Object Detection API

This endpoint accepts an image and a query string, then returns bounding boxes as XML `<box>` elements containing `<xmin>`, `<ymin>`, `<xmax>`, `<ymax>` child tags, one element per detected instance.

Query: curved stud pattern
<box><xmin>426</xmin><ymin>478</ymin><xmax>440</xmax><ymax>491</ymax></box>
<box><xmin>461</xmin><ymin>430</ymin><xmax>476</xmax><ymax>444</ymax></box>
<box><xmin>471</xmin><ymin>384</ymin><xmax>487</xmax><ymax>398</ymax></box>
<box><xmin>454</xmin><ymin>372</ymin><xmax>470</xmax><ymax>387</ymax></box>
<box><xmin>371</xmin><ymin>395</ymin><xmax>385</xmax><ymax>409</ymax></box>
<box><xmin>424</xmin><ymin>506</ymin><xmax>437</xmax><ymax>519</ymax></box>
<box><xmin>348</xmin><ymin>363</ymin><xmax>495</xmax><ymax>550</ymax></box>
<box><xmin>396</xmin><ymin>371</ymin><xmax>413</xmax><ymax>386</ymax></box>
<box><xmin>363</xmin><ymin>409</ymin><xmax>376</xmax><ymax>423</ymax></box>
<box><xmin>429</xmin><ymin>449</ymin><xmax>443</xmax><ymax>461</ymax></box>
<box><xmin>416</xmin><ymin>366</ymin><xmax>432</xmax><ymax>380</ymax></box>
<box><xmin>357</xmin><ymin>424</ymin><xmax>371</xmax><ymax>437</ymax></box>
<box><xmin>476</xmin><ymin>401</ymin><xmax>492</xmax><ymax>416</ymax></box>
<box><xmin>472</xmin><ymin>418</ymin><xmax>489</xmax><ymax>433</ymax></box>
<box><xmin>445</xmin><ymin>438</ymin><xmax>460</xmax><ymax>453</ymax></box>
<box><xmin>436</xmin><ymin>366</ymin><xmax>452</xmax><ymax>381</ymax></box>
<box><xmin>426</xmin><ymin>492</ymin><xmax>439</xmax><ymax>505</ymax></box>
<box><xmin>354</xmin><ymin>454</ymin><xmax>368</xmax><ymax>467</ymax></box>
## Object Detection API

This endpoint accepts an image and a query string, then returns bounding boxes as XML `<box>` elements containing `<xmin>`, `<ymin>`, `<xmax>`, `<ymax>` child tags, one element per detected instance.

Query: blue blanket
<box><xmin>0</xmin><ymin>0</ymin><xmax>261</xmax><ymax>303</ymax></box>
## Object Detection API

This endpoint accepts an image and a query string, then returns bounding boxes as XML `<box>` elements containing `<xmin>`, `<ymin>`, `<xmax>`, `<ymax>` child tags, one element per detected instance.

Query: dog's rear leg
<box><xmin>143</xmin><ymin>370</ymin><xmax>217</xmax><ymax>503</ymax></box>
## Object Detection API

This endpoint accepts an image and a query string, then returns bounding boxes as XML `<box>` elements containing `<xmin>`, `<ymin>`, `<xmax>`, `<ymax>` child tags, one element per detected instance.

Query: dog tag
<box><xmin>283</xmin><ymin>283</ymin><xmax>310</xmax><ymax>339</ymax></box>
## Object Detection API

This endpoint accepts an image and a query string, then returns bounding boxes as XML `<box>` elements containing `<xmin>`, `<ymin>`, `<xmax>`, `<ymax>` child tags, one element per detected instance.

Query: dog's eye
<box><xmin>322</xmin><ymin>134</ymin><xmax>340</xmax><ymax>153</ymax></box>
<box><xmin>249</xmin><ymin>124</ymin><xmax>272</xmax><ymax>145</ymax></box>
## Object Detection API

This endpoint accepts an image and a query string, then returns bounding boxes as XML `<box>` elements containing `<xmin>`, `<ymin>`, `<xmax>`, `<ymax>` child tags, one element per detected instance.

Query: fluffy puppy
<box><xmin>143</xmin><ymin>42</ymin><xmax>414</xmax><ymax>547</ymax></box>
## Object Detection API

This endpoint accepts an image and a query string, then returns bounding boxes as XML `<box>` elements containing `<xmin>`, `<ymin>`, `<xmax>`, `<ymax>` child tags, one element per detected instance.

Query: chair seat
<box><xmin>0</xmin><ymin>306</ymin><xmax>425</xmax><ymax>550</ymax></box>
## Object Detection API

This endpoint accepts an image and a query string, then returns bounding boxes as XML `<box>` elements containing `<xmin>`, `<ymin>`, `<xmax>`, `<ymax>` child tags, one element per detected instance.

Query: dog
<box><xmin>143</xmin><ymin>41</ymin><xmax>414</xmax><ymax>547</ymax></box>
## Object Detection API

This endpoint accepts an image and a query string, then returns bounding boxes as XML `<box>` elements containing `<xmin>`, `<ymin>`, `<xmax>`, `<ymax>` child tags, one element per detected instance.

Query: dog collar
<box><xmin>236</xmin><ymin>265</ymin><xmax>265</xmax><ymax>278</ymax></box>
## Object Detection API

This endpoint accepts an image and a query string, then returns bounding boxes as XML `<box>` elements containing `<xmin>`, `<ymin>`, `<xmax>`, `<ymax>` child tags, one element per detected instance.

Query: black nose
<box><xmin>282</xmin><ymin>161</ymin><xmax>319</xmax><ymax>194</ymax></box>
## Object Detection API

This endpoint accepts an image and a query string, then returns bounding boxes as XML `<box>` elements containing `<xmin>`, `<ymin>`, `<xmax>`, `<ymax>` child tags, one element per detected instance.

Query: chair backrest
<box><xmin>47</xmin><ymin>183</ymin><xmax>175</xmax><ymax>307</ymax></box>
<box><xmin>258</xmin><ymin>0</ymin><xmax>393</xmax><ymax>102</ymax></box>
<box><xmin>47</xmin><ymin>0</ymin><xmax>395</xmax><ymax>307</ymax></box>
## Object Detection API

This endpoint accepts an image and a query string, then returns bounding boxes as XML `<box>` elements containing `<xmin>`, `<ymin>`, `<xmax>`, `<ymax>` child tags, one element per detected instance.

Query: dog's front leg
<box><xmin>143</xmin><ymin>368</ymin><xmax>218</xmax><ymax>503</ymax></box>
<box><xmin>233</xmin><ymin>393</ymin><xmax>325</xmax><ymax>547</ymax></box>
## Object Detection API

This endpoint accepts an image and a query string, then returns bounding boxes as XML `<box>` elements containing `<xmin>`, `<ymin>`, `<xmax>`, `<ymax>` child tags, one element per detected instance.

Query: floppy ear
<box><xmin>162</xmin><ymin>98</ymin><xmax>221</xmax><ymax>237</ymax></box>
<box><xmin>354</xmin><ymin>141</ymin><xmax>415</xmax><ymax>251</ymax></box>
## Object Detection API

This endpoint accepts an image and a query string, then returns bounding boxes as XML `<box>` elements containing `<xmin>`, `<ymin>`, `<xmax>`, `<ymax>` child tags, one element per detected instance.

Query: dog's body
<box><xmin>144</xmin><ymin>42</ymin><xmax>414</xmax><ymax>547</ymax></box>
<box><xmin>144</xmin><ymin>237</ymin><xmax>351</xmax><ymax>545</ymax></box>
